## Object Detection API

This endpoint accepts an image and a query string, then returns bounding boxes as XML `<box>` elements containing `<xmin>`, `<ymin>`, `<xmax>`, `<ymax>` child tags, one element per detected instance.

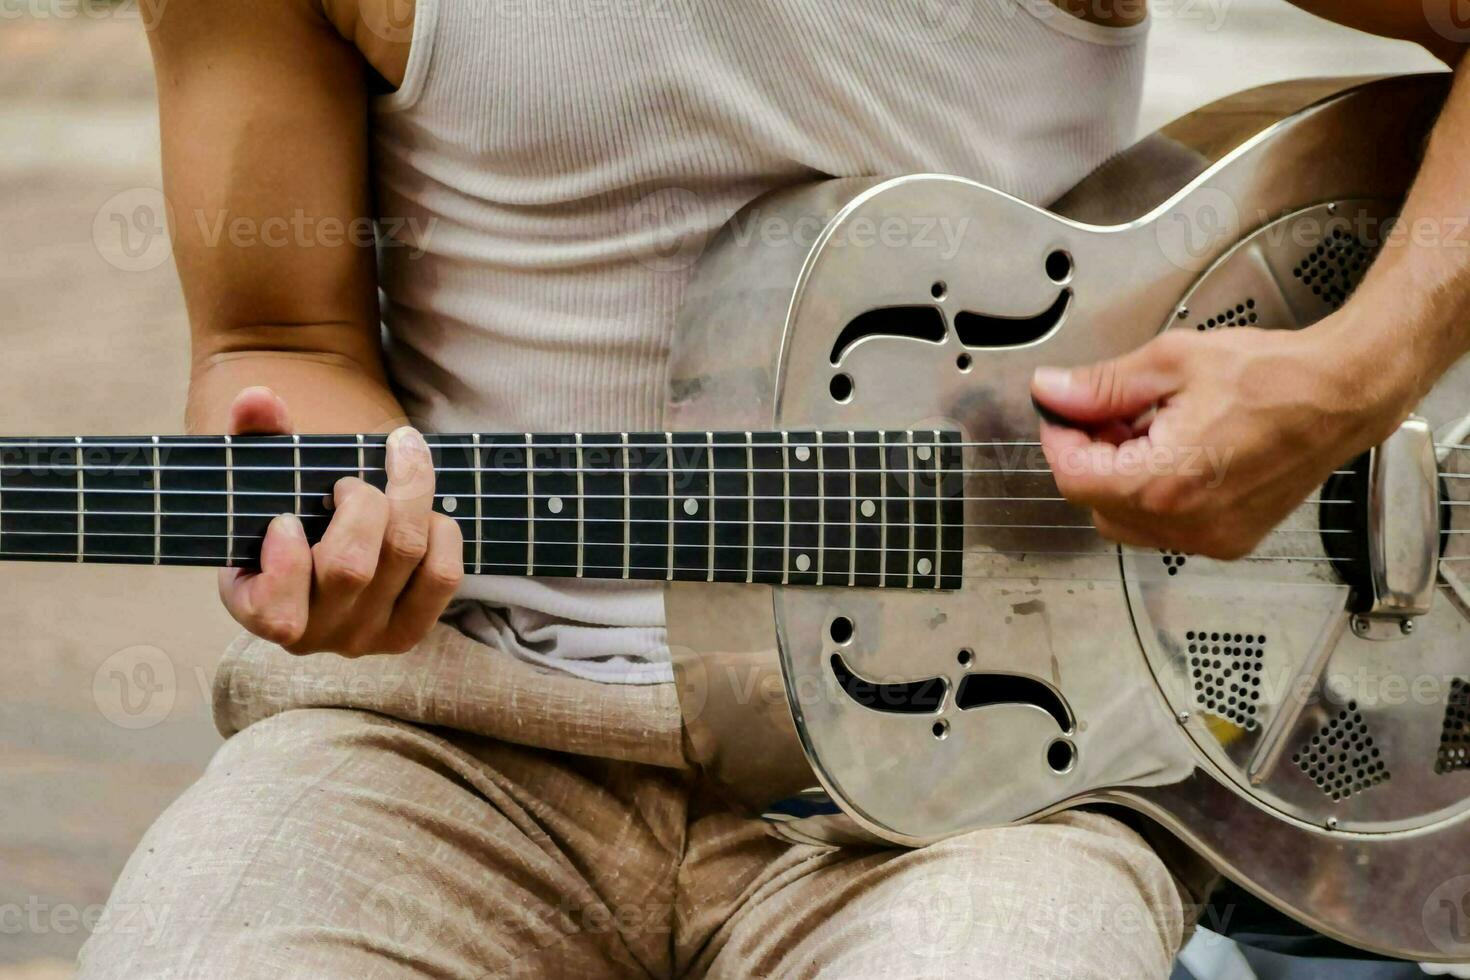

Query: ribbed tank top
<box><xmin>370</xmin><ymin>0</ymin><xmax>1148</xmax><ymax>683</ymax></box>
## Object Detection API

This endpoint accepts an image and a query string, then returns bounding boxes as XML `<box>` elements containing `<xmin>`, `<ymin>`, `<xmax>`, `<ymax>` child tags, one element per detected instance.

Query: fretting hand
<box><xmin>217</xmin><ymin>386</ymin><xmax>464</xmax><ymax>655</ymax></box>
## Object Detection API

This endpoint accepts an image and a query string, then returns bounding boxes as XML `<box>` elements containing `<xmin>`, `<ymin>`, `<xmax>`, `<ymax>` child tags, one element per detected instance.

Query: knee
<box><xmin>900</xmin><ymin>812</ymin><xmax>1187</xmax><ymax>978</ymax></box>
<box><xmin>76</xmin><ymin>708</ymin><xmax>488</xmax><ymax>979</ymax></box>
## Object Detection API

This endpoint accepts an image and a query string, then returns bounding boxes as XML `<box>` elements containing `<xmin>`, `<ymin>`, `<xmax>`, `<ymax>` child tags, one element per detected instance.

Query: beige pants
<box><xmin>77</xmin><ymin>625</ymin><xmax>1195</xmax><ymax>979</ymax></box>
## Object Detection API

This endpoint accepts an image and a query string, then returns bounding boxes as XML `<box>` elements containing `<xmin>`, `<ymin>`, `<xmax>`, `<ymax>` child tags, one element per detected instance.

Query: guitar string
<box><xmin>0</xmin><ymin>519</ymin><xmax>1366</xmax><ymax>536</ymax></box>
<box><xmin>0</xmin><ymin>485</ymin><xmax>1360</xmax><ymax>506</ymax></box>
<box><xmin>0</xmin><ymin>548</ymin><xmax>1418</xmax><ymax>570</ymax></box>
<box><xmin>1</xmin><ymin>440</ymin><xmax>1461</xmax><ymax>556</ymax></box>
<box><xmin>0</xmin><ymin>461</ymin><xmax>1377</xmax><ymax>477</ymax></box>
<box><xmin>2</xmin><ymin>438</ymin><xmax>1469</xmax><ymax>451</ymax></box>
<box><xmin>11</xmin><ymin>550</ymin><xmax>1470</xmax><ymax>577</ymax></box>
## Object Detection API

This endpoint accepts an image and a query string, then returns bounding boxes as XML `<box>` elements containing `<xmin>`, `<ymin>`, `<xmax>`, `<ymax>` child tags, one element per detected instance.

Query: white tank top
<box><xmin>370</xmin><ymin>0</ymin><xmax>1148</xmax><ymax>683</ymax></box>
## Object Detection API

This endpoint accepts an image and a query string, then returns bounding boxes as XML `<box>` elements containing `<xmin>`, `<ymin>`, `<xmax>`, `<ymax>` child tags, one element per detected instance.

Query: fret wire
<box><xmin>848</xmin><ymin>430</ymin><xmax>857</xmax><ymax>588</ymax></box>
<box><xmin>525</xmin><ymin>433</ymin><xmax>535</xmax><ymax>576</ymax></box>
<box><xmin>906</xmin><ymin>432</ymin><xmax>916</xmax><ymax>589</ymax></box>
<box><xmin>706</xmin><ymin>431</ymin><xmax>716</xmax><ymax>583</ymax></box>
<box><xmin>661</xmin><ymin>433</ymin><xmax>671</xmax><ymax>582</ymax></box>
<box><xmin>879</xmin><ymin>432</ymin><xmax>889</xmax><ymax>585</ymax></box>
<box><xmin>356</xmin><ymin>433</ymin><xmax>366</xmax><ymax>483</ymax></box>
<box><xmin>292</xmin><ymin>434</ymin><xmax>302</xmax><ymax>516</ymax></box>
<box><xmin>575</xmin><ymin>433</ymin><xmax>585</xmax><ymax>579</ymax></box>
<box><xmin>472</xmin><ymin>433</ymin><xmax>483</xmax><ymax>575</ymax></box>
<box><xmin>744</xmin><ymin>432</ymin><xmax>755</xmax><ymax>584</ymax></box>
<box><xmin>781</xmin><ymin>432</ymin><xmax>791</xmax><ymax>585</ymax></box>
<box><xmin>621</xmin><ymin>433</ymin><xmax>631</xmax><ymax>580</ymax></box>
<box><xmin>224</xmin><ymin>434</ymin><xmax>234</xmax><ymax>568</ymax></box>
<box><xmin>816</xmin><ymin>437</ymin><xmax>825</xmax><ymax>584</ymax></box>
<box><xmin>933</xmin><ymin>428</ymin><xmax>943</xmax><ymax>585</ymax></box>
<box><xmin>151</xmin><ymin>435</ymin><xmax>161</xmax><ymax>566</ymax></box>
<box><xmin>74</xmin><ymin>436</ymin><xmax>83</xmax><ymax>563</ymax></box>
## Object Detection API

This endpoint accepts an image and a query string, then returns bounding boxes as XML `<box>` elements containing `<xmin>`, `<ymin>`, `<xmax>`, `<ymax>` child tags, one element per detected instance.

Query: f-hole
<box><xmin>829</xmin><ymin>306</ymin><xmax>947</xmax><ymax>365</ymax></box>
<box><xmin>955</xmin><ymin>673</ymin><xmax>1073</xmax><ymax>733</ymax></box>
<box><xmin>954</xmin><ymin>289</ymin><xmax>1071</xmax><ymax>349</ymax></box>
<box><xmin>830</xmin><ymin>653</ymin><xmax>948</xmax><ymax>714</ymax></box>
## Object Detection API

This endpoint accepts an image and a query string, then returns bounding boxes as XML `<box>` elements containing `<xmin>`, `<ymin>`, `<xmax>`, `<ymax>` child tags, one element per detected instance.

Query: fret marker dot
<box><xmin>860</xmin><ymin>499</ymin><xmax>876</xmax><ymax>519</ymax></box>
<box><xmin>917</xmin><ymin>557</ymin><xmax>933</xmax><ymax>576</ymax></box>
<box><xmin>548</xmin><ymin>496</ymin><xmax>564</xmax><ymax>514</ymax></box>
<box><xmin>795</xmin><ymin>553</ymin><xmax>812</xmax><ymax>572</ymax></box>
<box><xmin>794</xmin><ymin>445</ymin><xmax>811</xmax><ymax>462</ymax></box>
<box><xmin>442</xmin><ymin>496</ymin><xmax>458</xmax><ymax>513</ymax></box>
<box><xmin>683</xmin><ymin>498</ymin><xmax>699</xmax><ymax>516</ymax></box>
<box><xmin>916</xmin><ymin>446</ymin><xmax>932</xmax><ymax>461</ymax></box>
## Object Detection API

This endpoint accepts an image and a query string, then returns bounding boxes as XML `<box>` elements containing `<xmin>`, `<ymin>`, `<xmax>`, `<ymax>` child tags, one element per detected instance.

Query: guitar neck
<box><xmin>0</xmin><ymin>431</ymin><xmax>964</xmax><ymax>590</ymax></box>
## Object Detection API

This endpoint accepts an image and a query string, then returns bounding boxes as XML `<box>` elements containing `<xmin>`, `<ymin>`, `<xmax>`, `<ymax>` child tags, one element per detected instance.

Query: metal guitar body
<box><xmin>665</xmin><ymin>74</ymin><xmax>1470</xmax><ymax>961</ymax></box>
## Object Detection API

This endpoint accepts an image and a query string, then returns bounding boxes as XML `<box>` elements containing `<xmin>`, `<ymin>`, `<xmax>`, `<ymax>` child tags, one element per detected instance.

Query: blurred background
<box><xmin>0</xmin><ymin>1</ymin><xmax>1445</xmax><ymax>976</ymax></box>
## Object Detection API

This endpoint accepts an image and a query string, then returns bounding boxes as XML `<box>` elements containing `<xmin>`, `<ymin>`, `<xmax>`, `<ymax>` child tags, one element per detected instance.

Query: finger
<box><xmin>1039</xmin><ymin>421</ymin><xmax>1154</xmax><ymax>508</ymax></box>
<box><xmin>1031</xmin><ymin>334</ymin><xmax>1185</xmax><ymax>427</ymax></box>
<box><xmin>217</xmin><ymin>513</ymin><xmax>312</xmax><ymax>648</ymax></box>
<box><xmin>363</xmin><ymin>426</ymin><xmax>436</xmax><ymax>608</ymax></box>
<box><xmin>380</xmin><ymin>513</ymin><xmax>464</xmax><ymax>654</ymax></box>
<box><xmin>228</xmin><ymin>386</ymin><xmax>293</xmax><ymax>436</ymax></box>
<box><xmin>306</xmin><ymin>477</ymin><xmax>390</xmax><ymax>628</ymax></box>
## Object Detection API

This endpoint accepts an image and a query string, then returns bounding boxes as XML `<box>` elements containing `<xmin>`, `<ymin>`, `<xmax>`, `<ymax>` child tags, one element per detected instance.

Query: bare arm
<box><xmin>1317</xmin><ymin>7</ymin><xmax>1470</xmax><ymax>405</ymax></box>
<box><xmin>149</xmin><ymin>0</ymin><xmax>404</xmax><ymax>434</ymax></box>
<box><xmin>1282</xmin><ymin>0</ymin><xmax>1467</xmax><ymax>66</ymax></box>
<box><xmin>148</xmin><ymin>0</ymin><xmax>461</xmax><ymax>655</ymax></box>
<box><xmin>1286</xmin><ymin>0</ymin><xmax>1470</xmax><ymax>397</ymax></box>
<box><xmin>1034</xmin><ymin>14</ymin><xmax>1470</xmax><ymax>558</ymax></box>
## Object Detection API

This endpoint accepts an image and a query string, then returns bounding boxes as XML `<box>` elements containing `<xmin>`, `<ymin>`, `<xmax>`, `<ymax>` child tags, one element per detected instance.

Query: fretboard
<box><xmin>0</xmin><ymin>431</ymin><xmax>964</xmax><ymax>590</ymax></box>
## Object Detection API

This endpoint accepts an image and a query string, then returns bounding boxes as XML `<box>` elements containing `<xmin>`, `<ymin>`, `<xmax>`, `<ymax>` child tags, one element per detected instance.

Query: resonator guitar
<box><xmin>3</xmin><ymin>75</ymin><xmax>1468</xmax><ymax>961</ymax></box>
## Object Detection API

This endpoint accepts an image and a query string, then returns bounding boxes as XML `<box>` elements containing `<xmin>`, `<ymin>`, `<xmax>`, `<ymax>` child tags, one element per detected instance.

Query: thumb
<box><xmin>228</xmin><ymin>386</ymin><xmax>294</xmax><ymax>436</ymax></box>
<box><xmin>1031</xmin><ymin>337</ymin><xmax>1183</xmax><ymax>426</ymax></box>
